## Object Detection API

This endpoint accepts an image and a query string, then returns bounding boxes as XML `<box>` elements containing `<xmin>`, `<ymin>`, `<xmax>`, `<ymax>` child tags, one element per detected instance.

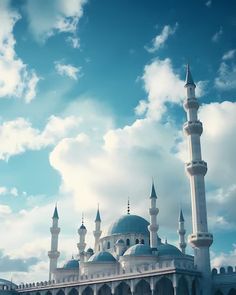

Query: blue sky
<box><xmin>0</xmin><ymin>0</ymin><xmax>236</xmax><ymax>283</ymax></box>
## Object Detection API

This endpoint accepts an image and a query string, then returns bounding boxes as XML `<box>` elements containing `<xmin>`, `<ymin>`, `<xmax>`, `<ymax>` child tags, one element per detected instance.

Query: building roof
<box><xmin>107</xmin><ymin>214</ymin><xmax>149</xmax><ymax>236</ymax></box>
<box><xmin>63</xmin><ymin>259</ymin><xmax>79</xmax><ymax>269</ymax></box>
<box><xmin>123</xmin><ymin>244</ymin><xmax>153</xmax><ymax>256</ymax></box>
<box><xmin>0</xmin><ymin>278</ymin><xmax>17</xmax><ymax>287</ymax></box>
<box><xmin>179</xmin><ymin>209</ymin><xmax>184</xmax><ymax>222</ymax></box>
<box><xmin>157</xmin><ymin>243</ymin><xmax>183</xmax><ymax>257</ymax></box>
<box><xmin>150</xmin><ymin>182</ymin><xmax>157</xmax><ymax>199</ymax></box>
<box><xmin>95</xmin><ymin>208</ymin><xmax>101</xmax><ymax>222</ymax></box>
<box><xmin>88</xmin><ymin>251</ymin><xmax>117</xmax><ymax>263</ymax></box>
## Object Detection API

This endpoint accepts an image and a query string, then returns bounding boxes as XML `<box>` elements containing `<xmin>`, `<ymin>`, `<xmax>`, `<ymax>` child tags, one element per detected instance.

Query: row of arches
<box><xmin>38</xmin><ymin>276</ymin><xmax>197</xmax><ymax>295</ymax></box>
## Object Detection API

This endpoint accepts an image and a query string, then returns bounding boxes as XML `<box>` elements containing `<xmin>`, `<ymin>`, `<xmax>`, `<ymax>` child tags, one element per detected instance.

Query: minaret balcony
<box><xmin>185</xmin><ymin>160</ymin><xmax>207</xmax><ymax>175</ymax></box>
<box><xmin>50</xmin><ymin>227</ymin><xmax>60</xmax><ymax>234</ymax></box>
<box><xmin>183</xmin><ymin>98</ymin><xmax>199</xmax><ymax>111</ymax></box>
<box><xmin>188</xmin><ymin>232</ymin><xmax>213</xmax><ymax>248</ymax></box>
<box><xmin>48</xmin><ymin>250</ymin><xmax>60</xmax><ymax>259</ymax></box>
<box><xmin>183</xmin><ymin>120</ymin><xmax>203</xmax><ymax>135</ymax></box>
<box><xmin>149</xmin><ymin>207</ymin><xmax>159</xmax><ymax>215</ymax></box>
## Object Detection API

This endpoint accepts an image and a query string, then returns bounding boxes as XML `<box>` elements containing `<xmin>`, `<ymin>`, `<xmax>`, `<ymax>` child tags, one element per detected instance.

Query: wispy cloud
<box><xmin>222</xmin><ymin>49</ymin><xmax>236</xmax><ymax>60</ymax></box>
<box><xmin>215</xmin><ymin>62</ymin><xmax>236</xmax><ymax>90</ymax></box>
<box><xmin>205</xmin><ymin>0</ymin><xmax>212</xmax><ymax>7</ymax></box>
<box><xmin>212</xmin><ymin>27</ymin><xmax>223</xmax><ymax>42</ymax></box>
<box><xmin>55</xmin><ymin>62</ymin><xmax>82</xmax><ymax>80</ymax></box>
<box><xmin>145</xmin><ymin>23</ymin><xmax>178</xmax><ymax>53</ymax></box>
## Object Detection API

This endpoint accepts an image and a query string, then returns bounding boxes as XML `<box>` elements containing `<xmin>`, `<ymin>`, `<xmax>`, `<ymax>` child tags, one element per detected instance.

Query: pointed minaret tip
<box><xmin>150</xmin><ymin>180</ymin><xmax>157</xmax><ymax>199</ymax></box>
<box><xmin>95</xmin><ymin>205</ymin><xmax>101</xmax><ymax>222</ymax></box>
<box><xmin>53</xmin><ymin>204</ymin><xmax>59</xmax><ymax>219</ymax></box>
<box><xmin>185</xmin><ymin>63</ymin><xmax>196</xmax><ymax>87</ymax></box>
<box><xmin>179</xmin><ymin>208</ymin><xmax>185</xmax><ymax>222</ymax></box>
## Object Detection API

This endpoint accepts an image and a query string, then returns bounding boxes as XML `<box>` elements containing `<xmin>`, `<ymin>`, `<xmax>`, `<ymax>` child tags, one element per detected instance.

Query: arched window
<box><xmin>141</xmin><ymin>239</ymin><xmax>145</xmax><ymax>244</ymax></box>
<box><xmin>126</xmin><ymin>239</ymin><xmax>130</xmax><ymax>246</ymax></box>
<box><xmin>107</xmin><ymin>241</ymin><xmax>110</xmax><ymax>249</ymax></box>
<box><xmin>135</xmin><ymin>239</ymin><xmax>139</xmax><ymax>244</ymax></box>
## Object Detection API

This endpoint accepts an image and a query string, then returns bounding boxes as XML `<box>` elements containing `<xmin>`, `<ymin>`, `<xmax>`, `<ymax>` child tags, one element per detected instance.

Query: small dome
<box><xmin>88</xmin><ymin>251</ymin><xmax>117</xmax><ymax>263</ymax></box>
<box><xmin>157</xmin><ymin>243</ymin><xmax>183</xmax><ymax>257</ymax></box>
<box><xmin>63</xmin><ymin>259</ymin><xmax>79</xmax><ymax>269</ymax></box>
<box><xmin>87</xmin><ymin>248</ymin><xmax>94</xmax><ymax>254</ymax></box>
<box><xmin>124</xmin><ymin>244</ymin><xmax>152</xmax><ymax>256</ymax></box>
<box><xmin>0</xmin><ymin>278</ymin><xmax>17</xmax><ymax>288</ymax></box>
<box><xmin>108</xmin><ymin>214</ymin><xmax>149</xmax><ymax>236</ymax></box>
<box><xmin>116</xmin><ymin>239</ymin><xmax>125</xmax><ymax>245</ymax></box>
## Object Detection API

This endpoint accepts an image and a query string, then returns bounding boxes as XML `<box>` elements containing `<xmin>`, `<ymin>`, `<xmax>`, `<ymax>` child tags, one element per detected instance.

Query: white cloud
<box><xmin>212</xmin><ymin>27</ymin><xmax>223</xmax><ymax>43</ymax></box>
<box><xmin>0</xmin><ymin>186</ymin><xmax>18</xmax><ymax>197</ymax></box>
<box><xmin>0</xmin><ymin>115</ymin><xmax>80</xmax><ymax>161</ymax></box>
<box><xmin>25</xmin><ymin>0</ymin><xmax>87</xmax><ymax>44</ymax></box>
<box><xmin>67</xmin><ymin>36</ymin><xmax>80</xmax><ymax>49</ymax></box>
<box><xmin>0</xmin><ymin>1</ymin><xmax>39</xmax><ymax>102</ymax></box>
<box><xmin>0</xmin><ymin>204</ymin><xmax>12</xmax><ymax>214</ymax></box>
<box><xmin>215</xmin><ymin>62</ymin><xmax>236</xmax><ymax>90</ymax></box>
<box><xmin>211</xmin><ymin>244</ymin><xmax>236</xmax><ymax>268</ymax></box>
<box><xmin>55</xmin><ymin>62</ymin><xmax>82</xmax><ymax>80</ymax></box>
<box><xmin>222</xmin><ymin>49</ymin><xmax>236</xmax><ymax>60</ymax></box>
<box><xmin>135</xmin><ymin>58</ymin><xmax>206</xmax><ymax>119</ymax></box>
<box><xmin>145</xmin><ymin>23</ymin><xmax>178</xmax><ymax>53</ymax></box>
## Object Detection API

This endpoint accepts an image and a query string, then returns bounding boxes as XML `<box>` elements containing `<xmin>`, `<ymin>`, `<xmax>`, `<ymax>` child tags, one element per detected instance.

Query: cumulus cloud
<box><xmin>211</xmin><ymin>244</ymin><xmax>236</xmax><ymax>268</ymax></box>
<box><xmin>55</xmin><ymin>62</ymin><xmax>82</xmax><ymax>80</ymax></box>
<box><xmin>25</xmin><ymin>0</ymin><xmax>87</xmax><ymax>43</ymax></box>
<box><xmin>66</xmin><ymin>36</ymin><xmax>80</xmax><ymax>48</ymax></box>
<box><xmin>0</xmin><ymin>204</ymin><xmax>12</xmax><ymax>215</ymax></box>
<box><xmin>0</xmin><ymin>1</ymin><xmax>39</xmax><ymax>102</ymax></box>
<box><xmin>0</xmin><ymin>186</ymin><xmax>18</xmax><ymax>197</ymax></box>
<box><xmin>0</xmin><ymin>115</ymin><xmax>80</xmax><ymax>161</ymax></box>
<box><xmin>145</xmin><ymin>23</ymin><xmax>178</xmax><ymax>53</ymax></box>
<box><xmin>212</xmin><ymin>27</ymin><xmax>223</xmax><ymax>43</ymax></box>
<box><xmin>135</xmin><ymin>58</ymin><xmax>205</xmax><ymax>119</ymax></box>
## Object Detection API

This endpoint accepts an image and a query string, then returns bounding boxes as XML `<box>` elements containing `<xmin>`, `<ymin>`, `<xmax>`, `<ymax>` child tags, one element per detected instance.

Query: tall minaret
<box><xmin>48</xmin><ymin>205</ymin><xmax>60</xmax><ymax>281</ymax></box>
<box><xmin>93</xmin><ymin>206</ymin><xmax>102</xmax><ymax>252</ymax></box>
<box><xmin>148</xmin><ymin>181</ymin><xmax>159</xmax><ymax>249</ymax></box>
<box><xmin>183</xmin><ymin>65</ymin><xmax>213</xmax><ymax>294</ymax></box>
<box><xmin>77</xmin><ymin>215</ymin><xmax>87</xmax><ymax>256</ymax></box>
<box><xmin>177</xmin><ymin>209</ymin><xmax>186</xmax><ymax>254</ymax></box>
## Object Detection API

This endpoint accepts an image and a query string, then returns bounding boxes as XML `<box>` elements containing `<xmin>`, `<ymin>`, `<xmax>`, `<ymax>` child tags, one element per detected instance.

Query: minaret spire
<box><xmin>148</xmin><ymin>180</ymin><xmax>159</xmax><ymax>248</ymax></box>
<box><xmin>177</xmin><ymin>208</ymin><xmax>186</xmax><ymax>254</ymax></box>
<box><xmin>48</xmin><ymin>204</ymin><xmax>60</xmax><ymax>281</ymax></box>
<box><xmin>93</xmin><ymin>205</ymin><xmax>102</xmax><ymax>252</ymax></box>
<box><xmin>77</xmin><ymin>213</ymin><xmax>87</xmax><ymax>257</ymax></box>
<box><xmin>183</xmin><ymin>64</ymin><xmax>213</xmax><ymax>295</ymax></box>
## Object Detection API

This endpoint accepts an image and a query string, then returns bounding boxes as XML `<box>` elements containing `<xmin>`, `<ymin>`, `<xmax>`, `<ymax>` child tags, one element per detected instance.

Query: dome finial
<box><xmin>127</xmin><ymin>197</ymin><xmax>130</xmax><ymax>215</ymax></box>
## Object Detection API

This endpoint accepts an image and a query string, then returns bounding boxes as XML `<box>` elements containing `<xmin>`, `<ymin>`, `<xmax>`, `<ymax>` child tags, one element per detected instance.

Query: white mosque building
<box><xmin>13</xmin><ymin>67</ymin><xmax>236</xmax><ymax>295</ymax></box>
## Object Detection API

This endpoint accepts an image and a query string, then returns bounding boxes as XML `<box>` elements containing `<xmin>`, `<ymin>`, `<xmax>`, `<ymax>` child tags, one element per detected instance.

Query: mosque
<box><xmin>5</xmin><ymin>67</ymin><xmax>236</xmax><ymax>294</ymax></box>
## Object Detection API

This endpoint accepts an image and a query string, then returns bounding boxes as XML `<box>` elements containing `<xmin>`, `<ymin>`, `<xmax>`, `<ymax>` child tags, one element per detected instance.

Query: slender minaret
<box><xmin>148</xmin><ymin>181</ymin><xmax>159</xmax><ymax>249</ymax></box>
<box><xmin>177</xmin><ymin>209</ymin><xmax>186</xmax><ymax>254</ymax></box>
<box><xmin>48</xmin><ymin>205</ymin><xmax>60</xmax><ymax>281</ymax></box>
<box><xmin>183</xmin><ymin>65</ymin><xmax>213</xmax><ymax>294</ymax></box>
<box><xmin>77</xmin><ymin>215</ymin><xmax>87</xmax><ymax>257</ymax></box>
<box><xmin>93</xmin><ymin>205</ymin><xmax>102</xmax><ymax>252</ymax></box>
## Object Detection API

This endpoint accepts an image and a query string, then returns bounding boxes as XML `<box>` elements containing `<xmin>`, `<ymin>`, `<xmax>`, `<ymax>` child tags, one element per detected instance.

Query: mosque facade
<box><xmin>7</xmin><ymin>67</ymin><xmax>236</xmax><ymax>295</ymax></box>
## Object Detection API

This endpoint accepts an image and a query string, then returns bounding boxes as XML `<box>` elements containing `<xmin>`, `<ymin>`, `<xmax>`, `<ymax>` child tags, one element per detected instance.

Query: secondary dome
<box><xmin>124</xmin><ymin>244</ymin><xmax>153</xmax><ymax>256</ymax></box>
<box><xmin>108</xmin><ymin>214</ymin><xmax>149</xmax><ymax>236</ymax></box>
<box><xmin>157</xmin><ymin>243</ymin><xmax>183</xmax><ymax>257</ymax></box>
<box><xmin>88</xmin><ymin>251</ymin><xmax>117</xmax><ymax>263</ymax></box>
<box><xmin>63</xmin><ymin>259</ymin><xmax>79</xmax><ymax>269</ymax></box>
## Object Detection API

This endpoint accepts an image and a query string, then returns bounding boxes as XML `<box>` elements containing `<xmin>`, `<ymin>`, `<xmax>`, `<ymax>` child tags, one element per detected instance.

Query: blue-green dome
<box><xmin>88</xmin><ymin>251</ymin><xmax>117</xmax><ymax>263</ymax></box>
<box><xmin>63</xmin><ymin>259</ymin><xmax>79</xmax><ymax>269</ymax></box>
<box><xmin>124</xmin><ymin>244</ymin><xmax>153</xmax><ymax>256</ymax></box>
<box><xmin>108</xmin><ymin>214</ymin><xmax>149</xmax><ymax>236</ymax></box>
<box><xmin>157</xmin><ymin>243</ymin><xmax>183</xmax><ymax>257</ymax></box>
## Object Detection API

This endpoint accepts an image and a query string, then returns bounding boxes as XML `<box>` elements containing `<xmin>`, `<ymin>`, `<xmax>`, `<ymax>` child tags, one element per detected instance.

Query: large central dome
<box><xmin>107</xmin><ymin>214</ymin><xmax>149</xmax><ymax>236</ymax></box>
